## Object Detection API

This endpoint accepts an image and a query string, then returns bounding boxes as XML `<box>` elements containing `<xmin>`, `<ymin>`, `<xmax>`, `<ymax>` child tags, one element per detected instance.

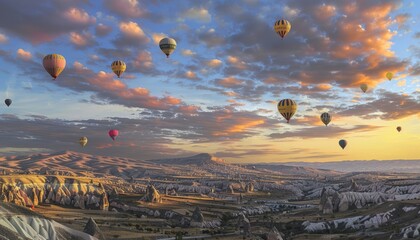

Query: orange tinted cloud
<box><xmin>213</xmin><ymin>119</ymin><xmax>264</xmax><ymax>136</ymax></box>
<box><xmin>64</xmin><ymin>8</ymin><xmax>95</xmax><ymax>25</ymax></box>
<box><xmin>16</xmin><ymin>48</ymin><xmax>32</xmax><ymax>61</ymax></box>
<box><xmin>216</xmin><ymin>76</ymin><xmax>243</xmax><ymax>87</ymax></box>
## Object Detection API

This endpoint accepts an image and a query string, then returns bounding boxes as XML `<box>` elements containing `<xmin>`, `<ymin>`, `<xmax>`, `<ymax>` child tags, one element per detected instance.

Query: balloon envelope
<box><xmin>277</xmin><ymin>99</ymin><xmax>297</xmax><ymax>123</ymax></box>
<box><xmin>386</xmin><ymin>72</ymin><xmax>393</xmax><ymax>81</ymax></box>
<box><xmin>43</xmin><ymin>54</ymin><xmax>66</xmax><ymax>79</ymax></box>
<box><xmin>4</xmin><ymin>99</ymin><xmax>12</xmax><ymax>107</ymax></box>
<box><xmin>396</xmin><ymin>126</ymin><xmax>402</xmax><ymax>132</ymax></box>
<box><xmin>274</xmin><ymin>19</ymin><xmax>291</xmax><ymax>39</ymax></box>
<box><xmin>360</xmin><ymin>84</ymin><xmax>368</xmax><ymax>93</ymax></box>
<box><xmin>320</xmin><ymin>112</ymin><xmax>331</xmax><ymax>126</ymax></box>
<box><xmin>339</xmin><ymin>139</ymin><xmax>347</xmax><ymax>149</ymax></box>
<box><xmin>159</xmin><ymin>38</ymin><xmax>177</xmax><ymax>58</ymax></box>
<box><xmin>79</xmin><ymin>137</ymin><xmax>88</xmax><ymax>147</ymax></box>
<box><xmin>109</xmin><ymin>129</ymin><xmax>119</xmax><ymax>140</ymax></box>
<box><xmin>111</xmin><ymin>60</ymin><xmax>126</xmax><ymax>78</ymax></box>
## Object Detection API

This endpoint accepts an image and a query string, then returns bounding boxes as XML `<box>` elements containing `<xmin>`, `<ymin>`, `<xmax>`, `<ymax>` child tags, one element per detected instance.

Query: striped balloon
<box><xmin>274</xmin><ymin>19</ymin><xmax>291</xmax><ymax>39</ymax></box>
<box><xmin>43</xmin><ymin>54</ymin><xmax>66</xmax><ymax>80</ymax></box>
<box><xmin>320</xmin><ymin>112</ymin><xmax>331</xmax><ymax>126</ymax></box>
<box><xmin>277</xmin><ymin>99</ymin><xmax>297</xmax><ymax>123</ymax></box>
<box><xmin>159</xmin><ymin>37</ymin><xmax>177</xmax><ymax>58</ymax></box>
<box><xmin>111</xmin><ymin>60</ymin><xmax>126</xmax><ymax>78</ymax></box>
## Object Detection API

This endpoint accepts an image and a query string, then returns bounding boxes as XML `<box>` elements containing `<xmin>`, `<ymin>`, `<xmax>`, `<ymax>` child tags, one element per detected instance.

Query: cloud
<box><xmin>16</xmin><ymin>48</ymin><xmax>32</xmax><ymax>61</ymax></box>
<box><xmin>69</xmin><ymin>31</ymin><xmax>96</xmax><ymax>49</ymax></box>
<box><xmin>0</xmin><ymin>2</ymin><xmax>95</xmax><ymax>44</ymax></box>
<box><xmin>181</xmin><ymin>7</ymin><xmax>211</xmax><ymax>23</ymax></box>
<box><xmin>215</xmin><ymin>0</ymin><xmax>407</xmax><ymax>90</ymax></box>
<box><xmin>206</xmin><ymin>59</ymin><xmax>222</xmax><ymax>68</ymax></box>
<box><xmin>216</xmin><ymin>76</ymin><xmax>244</xmax><ymax>88</ymax></box>
<box><xmin>184</xmin><ymin>70</ymin><xmax>200</xmax><ymax>80</ymax></box>
<box><xmin>0</xmin><ymin>33</ymin><xmax>7</xmax><ymax>43</ymax></box>
<box><xmin>269</xmin><ymin>125</ymin><xmax>381</xmax><ymax>139</ymax></box>
<box><xmin>181</xmin><ymin>49</ymin><xmax>196</xmax><ymax>56</ymax></box>
<box><xmin>114</xmin><ymin>21</ymin><xmax>150</xmax><ymax>46</ymax></box>
<box><xmin>394</xmin><ymin>13</ymin><xmax>410</xmax><ymax>31</ymax></box>
<box><xmin>103</xmin><ymin>0</ymin><xmax>147</xmax><ymax>18</ymax></box>
<box><xmin>152</xmin><ymin>33</ymin><xmax>167</xmax><ymax>45</ymax></box>
<box><xmin>131</xmin><ymin>50</ymin><xmax>154</xmax><ymax>73</ymax></box>
<box><xmin>95</xmin><ymin>23</ymin><xmax>112</xmax><ymax>36</ymax></box>
<box><xmin>338</xmin><ymin>90</ymin><xmax>420</xmax><ymax>120</ymax></box>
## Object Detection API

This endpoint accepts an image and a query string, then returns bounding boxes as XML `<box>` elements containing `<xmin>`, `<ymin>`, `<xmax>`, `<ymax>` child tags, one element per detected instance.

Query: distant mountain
<box><xmin>281</xmin><ymin>160</ymin><xmax>420</xmax><ymax>173</ymax></box>
<box><xmin>252</xmin><ymin>164</ymin><xmax>342</xmax><ymax>176</ymax></box>
<box><xmin>0</xmin><ymin>151</ymin><xmax>339</xmax><ymax>179</ymax></box>
<box><xmin>149</xmin><ymin>153</ymin><xmax>225</xmax><ymax>165</ymax></box>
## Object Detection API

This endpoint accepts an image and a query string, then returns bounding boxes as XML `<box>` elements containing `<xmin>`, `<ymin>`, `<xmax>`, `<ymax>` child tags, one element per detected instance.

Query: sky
<box><xmin>0</xmin><ymin>0</ymin><xmax>419</xmax><ymax>163</ymax></box>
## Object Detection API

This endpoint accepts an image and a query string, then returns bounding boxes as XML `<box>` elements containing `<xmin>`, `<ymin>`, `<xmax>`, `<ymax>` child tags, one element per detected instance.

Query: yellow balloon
<box><xmin>360</xmin><ymin>84</ymin><xmax>368</xmax><ymax>93</ymax></box>
<box><xmin>79</xmin><ymin>137</ymin><xmax>88</xmax><ymax>147</ymax></box>
<box><xmin>386</xmin><ymin>72</ymin><xmax>393</xmax><ymax>81</ymax></box>
<box><xmin>277</xmin><ymin>99</ymin><xmax>297</xmax><ymax>123</ymax></box>
<box><xmin>111</xmin><ymin>60</ymin><xmax>126</xmax><ymax>78</ymax></box>
<box><xmin>274</xmin><ymin>19</ymin><xmax>291</xmax><ymax>39</ymax></box>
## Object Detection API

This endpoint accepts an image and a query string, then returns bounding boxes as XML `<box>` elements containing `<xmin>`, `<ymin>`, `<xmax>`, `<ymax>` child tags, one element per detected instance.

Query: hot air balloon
<box><xmin>277</xmin><ymin>99</ymin><xmax>297</xmax><ymax>123</ymax></box>
<box><xmin>320</xmin><ymin>112</ymin><xmax>331</xmax><ymax>126</ymax></box>
<box><xmin>386</xmin><ymin>72</ymin><xmax>393</xmax><ymax>81</ymax></box>
<box><xmin>79</xmin><ymin>137</ymin><xmax>88</xmax><ymax>147</ymax></box>
<box><xmin>43</xmin><ymin>54</ymin><xmax>66</xmax><ymax>80</ymax></box>
<box><xmin>339</xmin><ymin>139</ymin><xmax>347</xmax><ymax>149</ymax></box>
<box><xmin>274</xmin><ymin>19</ymin><xmax>291</xmax><ymax>39</ymax></box>
<box><xmin>111</xmin><ymin>60</ymin><xmax>126</xmax><ymax>78</ymax></box>
<box><xmin>159</xmin><ymin>37</ymin><xmax>177</xmax><ymax>58</ymax></box>
<box><xmin>396</xmin><ymin>126</ymin><xmax>402</xmax><ymax>132</ymax></box>
<box><xmin>360</xmin><ymin>84</ymin><xmax>368</xmax><ymax>93</ymax></box>
<box><xmin>4</xmin><ymin>99</ymin><xmax>12</xmax><ymax>107</ymax></box>
<box><xmin>109</xmin><ymin>129</ymin><xmax>119</xmax><ymax>141</ymax></box>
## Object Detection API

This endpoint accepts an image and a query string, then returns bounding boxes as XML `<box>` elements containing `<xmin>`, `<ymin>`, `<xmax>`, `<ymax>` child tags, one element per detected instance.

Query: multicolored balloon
<box><xmin>43</xmin><ymin>54</ymin><xmax>66</xmax><ymax>79</ymax></box>
<box><xmin>360</xmin><ymin>84</ymin><xmax>368</xmax><ymax>93</ymax></box>
<box><xmin>4</xmin><ymin>99</ymin><xmax>12</xmax><ymax>107</ymax></box>
<box><xmin>396</xmin><ymin>126</ymin><xmax>402</xmax><ymax>132</ymax></box>
<box><xmin>79</xmin><ymin>137</ymin><xmax>88</xmax><ymax>147</ymax></box>
<box><xmin>111</xmin><ymin>60</ymin><xmax>126</xmax><ymax>78</ymax></box>
<box><xmin>274</xmin><ymin>19</ymin><xmax>291</xmax><ymax>39</ymax></box>
<box><xmin>386</xmin><ymin>72</ymin><xmax>393</xmax><ymax>81</ymax></box>
<box><xmin>159</xmin><ymin>37</ymin><xmax>177</xmax><ymax>58</ymax></box>
<box><xmin>339</xmin><ymin>139</ymin><xmax>347</xmax><ymax>149</ymax></box>
<box><xmin>109</xmin><ymin>129</ymin><xmax>119</xmax><ymax>141</ymax></box>
<box><xmin>320</xmin><ymin>112</ymin><xmax>331</xmax><ymax>126</ymax></box>
<box><xmin>277</xmin><ymin>99</ymin><xmax>297</xmax><ymax>123</ymax></box>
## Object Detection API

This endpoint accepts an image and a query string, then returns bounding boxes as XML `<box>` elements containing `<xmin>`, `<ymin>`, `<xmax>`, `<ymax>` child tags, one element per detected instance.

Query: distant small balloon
<box><xmin>109</xmin><ymin>129</ymin><xmax>119</xmax><ymax>141</ymax></box>
<box><xmin>4</xmin><ymin>99</ymin><xmax>12</xmax><ymax>107</ymax></box>
<box><xmin>79</xmin><ymin>137</ymin><xmax>88</xmax><ymax>147</ymax></box>
<box><xmin>386</xmin><ymin>72</ymin><xmax>393</xmax><ymax>81</ymax></box>
<box><xmin>159</xmin><ymin>37</ymin><xmax>177</xmax><ymax>58</ymax></box>
<box><xmin>320</xmin><ymin>112</ymin><xmax>331</xmax><ymax>126</ymax></box>
<box><xmin>360</xmin><ymin>84</ymin><xmax>368</xmax><ymax>93</ymax></box>
<box><xmin>111</xmin><ymin>60</ymin><xmax>126</xmax><ymax>78</ymax></box>
<box><xmin>277</xmin><ymin>99</ymin><xmax>297</xmax><ymax>123</ymax></box>
<box><xmin>274</xmin><ymin>19</ymin><xmax>291</xmax><ymax>39</ymax></box>
<box><xmin>43</xmin><ymin>54</ymin><xmax>66</xmax><ymax>80</ymax></box>
<box><xmin>396</xmin><ymin>126</ymin><xmax>402</xmax><ymax>132</ymax></box>
<box><xmin>339</xmin><ymin>139</ymin><xmax>347</xmax><ymax>149</ymax></box>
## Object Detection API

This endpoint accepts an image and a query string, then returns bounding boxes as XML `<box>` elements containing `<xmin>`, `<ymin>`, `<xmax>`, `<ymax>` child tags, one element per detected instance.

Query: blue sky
<box><xmin>0</xmin><ymin>0</ymin><xmax>418</xmax><ymax>162</ymax></box>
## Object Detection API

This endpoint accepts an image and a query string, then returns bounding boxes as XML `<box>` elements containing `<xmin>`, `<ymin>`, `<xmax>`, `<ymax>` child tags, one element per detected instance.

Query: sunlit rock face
<box><xmin>0</xmin><ymin>176</ymin><xmax>108</xmax><ymax>210</ymax></box>
<box><xmin>84</xmin><ymin>217</ymin><xmax>106</xmax><ymax>240</ymax></box>
<box><xmin>319</xmin><ymin>188</ymin><xmax>388</xmax><ymax>213</ymax></box>
<box><xmin>0</xmin><ymin>202</ymin><xmax>97</xmax><ymax>240</ymax></box>
<box><xmin>141</xmin><ymin>185</ymin><xmax>162</xmax><ymax>203</ymax></box>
